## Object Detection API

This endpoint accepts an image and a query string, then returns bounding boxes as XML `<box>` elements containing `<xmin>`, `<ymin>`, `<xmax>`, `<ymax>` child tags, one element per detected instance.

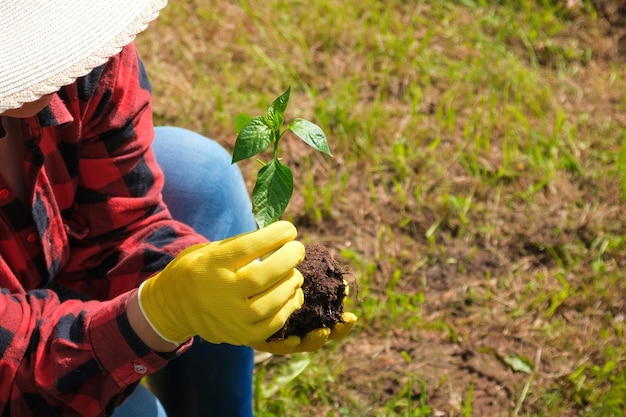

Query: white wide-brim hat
<box><xmin>0</xmin><ymin>0</ymin><xmax>167</xmax><ymax>112</ymax></box>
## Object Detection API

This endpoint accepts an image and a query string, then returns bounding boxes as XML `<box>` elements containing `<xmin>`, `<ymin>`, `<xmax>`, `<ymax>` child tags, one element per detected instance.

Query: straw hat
<box><xmin>0</xmin><ymin>0</ymin><xmax>167</xmax><ymax>112</ymax></box>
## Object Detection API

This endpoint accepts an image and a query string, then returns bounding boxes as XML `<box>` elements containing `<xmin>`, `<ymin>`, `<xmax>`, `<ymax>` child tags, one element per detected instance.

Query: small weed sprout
<box><xmin>231</xmin><ymin>86</ymin><xmax>331</xmax><ymax>228</ymax></box>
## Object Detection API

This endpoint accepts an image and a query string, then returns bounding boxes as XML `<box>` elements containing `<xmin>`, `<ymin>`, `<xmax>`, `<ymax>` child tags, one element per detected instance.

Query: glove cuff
<box><xmin>137</xmin><ymin>279</ymin><xmax>189</xmax><ymax>346</ymax></box>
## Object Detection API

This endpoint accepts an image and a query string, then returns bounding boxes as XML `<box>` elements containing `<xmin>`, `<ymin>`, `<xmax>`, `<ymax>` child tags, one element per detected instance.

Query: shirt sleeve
<box><xmin>56</xmin><ymin>43</ymin><xmax>206</xmax><ymax>300</ymax></box>
<box><xmin>0</xmin><ymin>44</ymin><xmax>197</xmax><ymax>417</ymax></box>
<box><xmin>1</xmin><ymin>288</ymin><xmax>185</xmax><ymax>417</ymax></box>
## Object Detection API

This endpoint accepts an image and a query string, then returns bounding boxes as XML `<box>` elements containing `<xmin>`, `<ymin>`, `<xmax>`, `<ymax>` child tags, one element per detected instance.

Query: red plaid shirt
<box><xmin>0</xmin><ymin>43</ymin><xmax>203</xmax><ymax>416</ymax></box>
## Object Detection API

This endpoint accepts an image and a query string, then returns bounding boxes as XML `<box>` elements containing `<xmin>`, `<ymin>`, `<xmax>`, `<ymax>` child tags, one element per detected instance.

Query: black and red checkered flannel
<box><xmin>0</xmin><ymin>43</ymin><xmax>203</xmax><ymax>416</ymax></box>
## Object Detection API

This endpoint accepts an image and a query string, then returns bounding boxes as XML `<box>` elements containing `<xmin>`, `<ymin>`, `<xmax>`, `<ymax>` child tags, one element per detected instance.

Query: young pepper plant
<box><xmin>231</xmin><ymin>87</ymin><xmax>331</xmax><ymax>228</ymax></box>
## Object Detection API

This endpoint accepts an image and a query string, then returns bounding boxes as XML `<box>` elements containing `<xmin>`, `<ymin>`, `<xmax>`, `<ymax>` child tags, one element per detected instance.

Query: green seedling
<box><xmin>232</xmin><ymin>86</ymin><xmax>332</xmax><ymax>228</ymax></box>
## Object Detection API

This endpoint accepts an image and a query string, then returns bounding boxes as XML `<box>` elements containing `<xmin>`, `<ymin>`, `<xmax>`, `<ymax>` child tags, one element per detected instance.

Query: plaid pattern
<box><xmin>0</xmin><ymin>43</ymin><xmax>201</xmax><ymax>416</ymax></box>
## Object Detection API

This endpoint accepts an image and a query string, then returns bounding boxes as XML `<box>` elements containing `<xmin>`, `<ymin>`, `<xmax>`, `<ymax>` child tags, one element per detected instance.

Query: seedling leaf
<box><xmin>234</xmin><ymin>113</ymin><xmax>253</xmax><ymax>134</ymax></box>
<box><xmin>290</xmin><ymin>118</ymin><xmax>332</xmax><ymax>156</ymax></box>
<box><xmin>231</xmin><ymin>87</ymin><xmax>330</xmax><ymax>228</ymax></box>
<box><xmin>252</xmin><ymin>159</ymin><xmax>294</xmax><ymax>228</ymax></box>
<box><xmin>267</xmin><ymin>87</ymin><xmax>290</xmax><ymax>130</ymax></box>
<box><xmin>232</xmin><ymin>117</ymin><xmax>273</xmax><ymax>163</ymax></box>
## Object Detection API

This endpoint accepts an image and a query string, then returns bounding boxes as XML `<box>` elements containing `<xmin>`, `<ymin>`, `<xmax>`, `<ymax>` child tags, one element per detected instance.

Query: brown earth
<box><xmin>268</xmin><ymin>243</ymin><xmax>347</xmax><ymax>340</ymax></box>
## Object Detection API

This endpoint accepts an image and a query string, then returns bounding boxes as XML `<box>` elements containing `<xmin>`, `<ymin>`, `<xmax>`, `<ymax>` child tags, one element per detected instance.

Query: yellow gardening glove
<box><xmin>138</xmin><ymin>221</ymin><xmax>305</xmax><ymax>346</ymax></box>
<box><xmin>251</xmin><ymin>282</ymin><xmax>357</xmax><ymax>355</ymax></box>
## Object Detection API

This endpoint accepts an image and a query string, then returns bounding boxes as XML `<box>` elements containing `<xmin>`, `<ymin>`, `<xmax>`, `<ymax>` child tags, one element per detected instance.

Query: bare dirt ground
<box><xmin>285</xmin><ymin>1</ymin><xmax>626</xmax><ymax>415</ymax></box>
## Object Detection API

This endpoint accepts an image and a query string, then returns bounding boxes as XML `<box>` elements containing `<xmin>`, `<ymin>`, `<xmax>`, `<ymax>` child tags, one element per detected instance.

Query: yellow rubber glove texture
<box><xmin>138</xmin><ymin>221</ymin><xmax>305</xmax><ymax>346</ymax></box>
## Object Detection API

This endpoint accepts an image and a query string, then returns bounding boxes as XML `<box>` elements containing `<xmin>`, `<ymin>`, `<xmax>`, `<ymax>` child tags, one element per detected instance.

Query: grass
<box><xmin>137</xmin><ymin>0</ymin><xmax>626</xmax><ymax>415</ymax></box>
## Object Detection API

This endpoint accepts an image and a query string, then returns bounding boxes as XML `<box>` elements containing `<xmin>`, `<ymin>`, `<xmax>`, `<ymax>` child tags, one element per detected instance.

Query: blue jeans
<box><xmin>113</xmin><ymin>127</ymin><xmax>257</xmax><ymax>417</ymax></box>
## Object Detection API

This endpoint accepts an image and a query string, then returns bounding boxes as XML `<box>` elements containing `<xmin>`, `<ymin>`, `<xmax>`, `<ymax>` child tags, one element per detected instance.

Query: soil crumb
<box><xmin>268</xmin><ymin>243</ymin><xmax>346</xmax><ymax>340</ymax></box>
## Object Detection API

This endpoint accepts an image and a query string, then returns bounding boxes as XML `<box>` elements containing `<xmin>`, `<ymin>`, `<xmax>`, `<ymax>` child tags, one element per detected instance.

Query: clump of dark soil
<box><xmin>268</xmin><ymin>243</ymin><xmax>347</xmax><ymax>340</ymax></box>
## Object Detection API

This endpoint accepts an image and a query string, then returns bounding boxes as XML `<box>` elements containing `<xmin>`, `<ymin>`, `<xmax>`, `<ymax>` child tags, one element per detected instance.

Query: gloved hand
<box><xmin>137</xmin><ymin>221</ymin><xmax>305</xmax><ymax>346</ymax></box>
<box><xmin>251</xmin><ymin>282</ymin><xmax>357</xmax><ymax>355</ymax></box>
